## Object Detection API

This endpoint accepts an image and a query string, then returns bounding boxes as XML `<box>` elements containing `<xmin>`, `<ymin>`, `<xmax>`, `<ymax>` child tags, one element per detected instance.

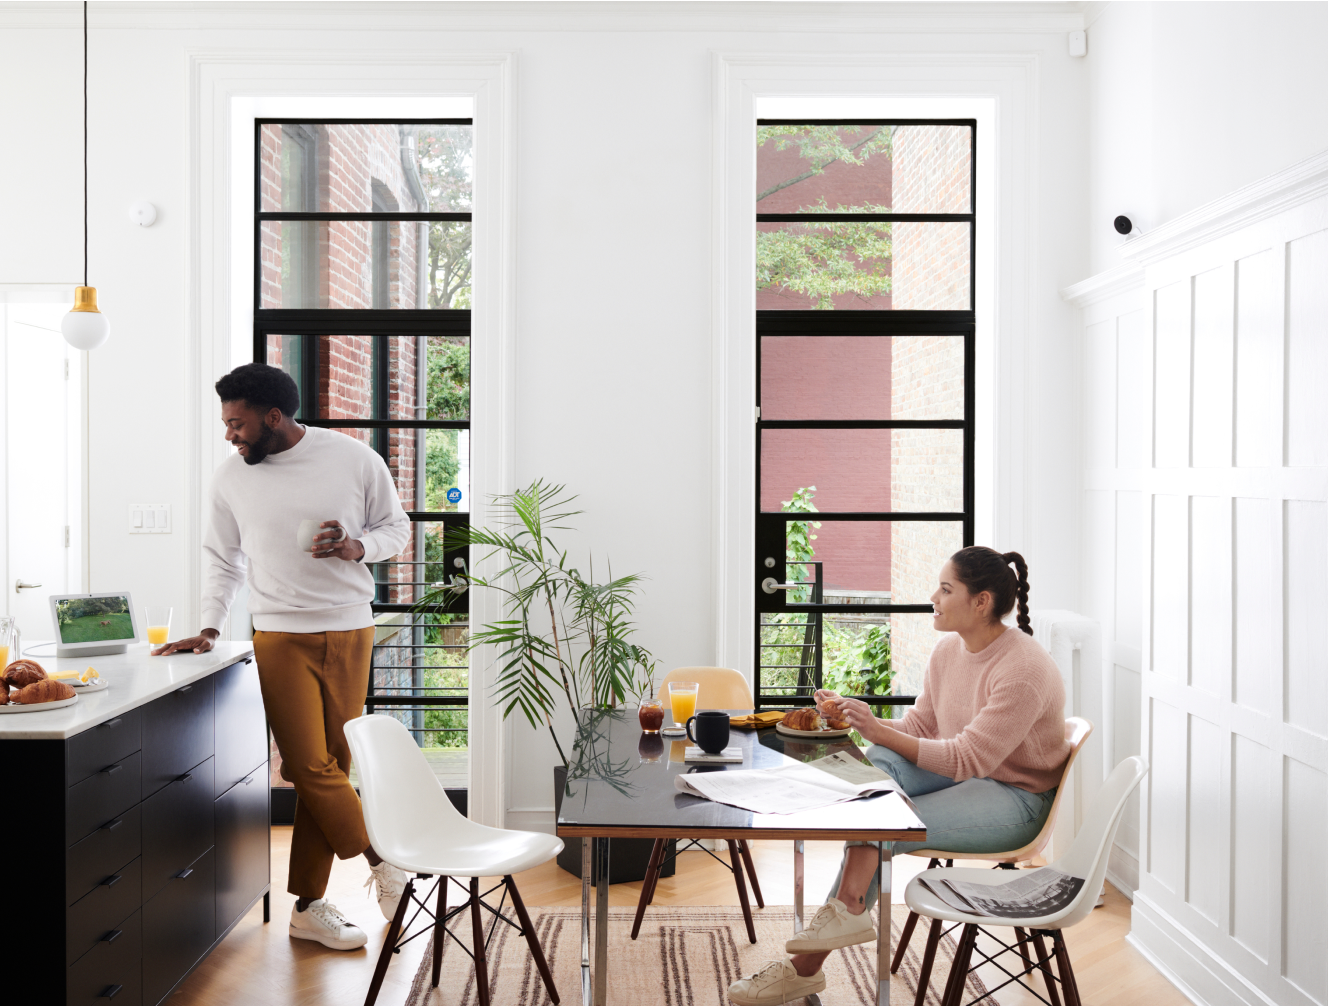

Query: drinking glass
<box><xmin>144</xmin><ymin>606</ymin><xmax>173</xmax><ymax>649</ymax></box>
<box><xmin>668</xmin><ymin>681</ymin><xmax>699</xmax><ymax>726</ymax></box>
<box><xmin>0</xmin><ymin>616</ymin><xmax>19</xmax><ymax>667</ymax></box>
<box><xmin>638</xmin><ymin>698</ymin><xmax>664</xmax><ymax>733</ymax></box>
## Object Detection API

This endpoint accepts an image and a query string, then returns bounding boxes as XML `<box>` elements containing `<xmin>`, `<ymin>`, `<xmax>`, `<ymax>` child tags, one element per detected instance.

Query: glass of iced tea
<box><xmin>144</xmin><ymin>606</ymin><xmax>172</xmax><ymax>649</ymax></box>
<box><xmin>638</xmin><ymin>698</ymin><xmax>664</xmax><ymax>733</ymax></box>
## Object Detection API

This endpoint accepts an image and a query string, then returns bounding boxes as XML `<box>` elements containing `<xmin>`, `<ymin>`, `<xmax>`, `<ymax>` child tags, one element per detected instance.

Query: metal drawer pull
<box><xmin>175</xmin><ymin>772</ymin><xmax>193</xmax><ymax>784</ymax></box>
<box><xmin>100</xmin><ymin>984</ymin><xmax>123</xmax><ymax>999</ymax></box>
<box><xmin>177</xmin><ymin>684</ymin><xmax>193</xmax><ymax>694</ymax></box>
<box><xmin>100</xmin><ymin>762</ymin><xmax>123</xmax><ymax>775</ymax></box>
<box><xmin>100</xmin><ymin>873</ymin><xmax>122</xmax><ymax>888</ymax></box>
<box><xmin>241</xmin><ymin>775</ymin><xmax>255</xmax><ymax>785</ymax></box>
<box><xmin>100</xmin><ymin>817</ymin><xmax>123</xmax><ymax>832</ymax></box>
<box><xmin>102</xmin><ymin>929</ymin><xmax>122</xmax><ymax>943</ymax></box>
<box><xmin>102</xmin><ymin>717</ymin><xmax>123</xmax><ymax>729</ymax></box>
<box><xmin>244</xmin><ymin>658</ymin><xmax>253</xmax><ymax>664</ymax></box>
<box><xmin>174</xmin><ymin>867</ymin><xmax>194</xmax><ymax>880</ymax></box>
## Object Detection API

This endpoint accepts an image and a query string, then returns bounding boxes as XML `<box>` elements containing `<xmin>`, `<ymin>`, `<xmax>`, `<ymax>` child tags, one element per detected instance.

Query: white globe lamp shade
<box><xmin>62</xmin><ymin>286</ymin><xmax>111</xmax><ymax>350</ymax></box>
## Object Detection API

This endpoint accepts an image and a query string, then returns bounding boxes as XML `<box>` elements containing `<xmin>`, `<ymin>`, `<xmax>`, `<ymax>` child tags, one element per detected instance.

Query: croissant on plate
<box><xmin>14</xmin><ymin>678</ymin><xmax>76</xmax><ymax>704</ymax></box>
<box><xmin>783</xmin><ymin>708</ymin><xmax>823</xmax><ymax>731</ymax></box>
<box><xmin>3</xmin><ymin>659</ymin><xmax>47</xmax><ymax>689</ymax></box>
<box><xmin>0</xmin><ymin>678</ymin><xmax>8</xmax><ymax>704</ymax></box>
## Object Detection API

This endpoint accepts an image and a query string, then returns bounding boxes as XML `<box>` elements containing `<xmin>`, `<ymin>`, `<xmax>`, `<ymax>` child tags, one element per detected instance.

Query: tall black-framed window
<box><xmin>753</xmin><ymin>120</ymin><xmax>976</xmax><ymax>712</ymax></box>
<box><xmin>253</xmin><ymin>119</ymin><xmax>474</xmax><ymax>796</ymax></box>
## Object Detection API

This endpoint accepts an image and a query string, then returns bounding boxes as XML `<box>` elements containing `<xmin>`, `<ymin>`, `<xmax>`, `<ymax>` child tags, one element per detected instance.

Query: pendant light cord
<box><xmin>83</xmin><ymin>0</ymin><xmax>88</xmax><ymax>288</ymax></box>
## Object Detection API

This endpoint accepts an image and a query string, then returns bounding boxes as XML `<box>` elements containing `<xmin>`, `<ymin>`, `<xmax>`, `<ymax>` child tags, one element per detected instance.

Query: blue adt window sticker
<box><xmin>446</xmin><ymin>488</ymin><xmax>463</xmax><ymax>504</ymax></box>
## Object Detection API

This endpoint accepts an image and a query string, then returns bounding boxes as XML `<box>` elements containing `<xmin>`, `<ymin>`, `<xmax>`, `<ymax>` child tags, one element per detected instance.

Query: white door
<box><xmin>1</xmin><ymin>294</ymin><xmax>83</xmax><ymax>642</ymax></box>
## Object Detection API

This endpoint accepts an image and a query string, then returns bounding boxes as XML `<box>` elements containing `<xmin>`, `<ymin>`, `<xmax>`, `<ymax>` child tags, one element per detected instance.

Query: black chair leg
<box><xmin>1029</xmin><ymin>930</ymin><xmax>1063</xmax><ymax>1006</ymax></box>
<box><xmin>431</xmin><ymin>877</ymin><xmax>448</xmax><ymax>989</ymax></box>
<box><xmin>939</xmin><ymin>923</ymin><xmax>977</xmax><ymax>1006</ymax></box>
<box><xmin>1051</xmin><ymin>930</ymin><xmax>1082</xmax><ymax>1006</ymax></box>
<box><xmin>631</xmin><ymin>839</ymin><xmax>667</xmax><ymax>939</ymax></box>
<box><xmin>911</xmin><ymin>916</ymin><xmax>944</xmax><ymax>1006</ymax></box>
<box><xmin>892</xmin><ymin>859</ymin><xmax>939</xmax><ymax>974</ymax></box>
<box><xmin>726</xmin><ymin>840</ymin><xmax>758</xmax><ymax>944</ymax></box>
<box><xmin>507</xmin><ymin>875</ymin><xmax>559</xmax><ymax>1003</ymax></box>
<box><xmin>737</xmin><ymin>840</ymin><xmax>765</xmax><ymax>909</ymax></box>
<box><xmin>471</xmin><ymin>877</ymin><xmax>491</xmax><ymax>1006</ymax></box>
<box><xmin>364</xmin><ymin>878</ymin><xmax>414</xmax><ymax>1006</ymax></box>
<box><xmin>644</xmin><ymin>838</ymin><xmax>667</xmax><ymax>906</ymax></box>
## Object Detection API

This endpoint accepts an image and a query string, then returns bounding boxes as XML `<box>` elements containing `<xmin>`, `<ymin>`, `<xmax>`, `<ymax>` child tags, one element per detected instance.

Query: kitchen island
<box><xmin>1</xmin><ymin>642</ymin><xmax>267</xmax><ymax>1006</ymax></box>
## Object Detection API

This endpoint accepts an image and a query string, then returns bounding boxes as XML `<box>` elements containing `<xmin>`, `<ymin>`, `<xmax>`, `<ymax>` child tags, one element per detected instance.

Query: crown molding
<box><xmin>0</xmin><ymin>0</ymin><xmax>1085</xmax><ymax>33</ymax></box>
<box><xmin>1118</xmin><ymin>147</ymin><xmax>1328</xmax><ymax>268</ymax></box>
<box><xmin>1060</xmin><ymin>261</ymin><xmax>1143</xmax><ymax>308</ymax></box>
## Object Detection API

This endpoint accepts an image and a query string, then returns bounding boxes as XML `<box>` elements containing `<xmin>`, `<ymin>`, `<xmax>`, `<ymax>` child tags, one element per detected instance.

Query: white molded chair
<box><xmin>904</xmin><ymin>755</ymin><xmax>1148</xmax><ymax>1006</ymax></box>
<box><xmin>345</xmin><ymin>714</ymin><xmax>565</xmax><ymax>1006</ymax></box>
<box><xmin>891</xmin><ymin>717</ymin><xmax>1094</xmax><ymax>1004</ymax></box>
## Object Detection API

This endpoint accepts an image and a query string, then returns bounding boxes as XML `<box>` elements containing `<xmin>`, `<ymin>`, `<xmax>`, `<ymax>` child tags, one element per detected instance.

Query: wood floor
<box><xmin>171</xmin><ymin>827</ymin><xmax>1188</xmax><ymax>1006</ymax></box>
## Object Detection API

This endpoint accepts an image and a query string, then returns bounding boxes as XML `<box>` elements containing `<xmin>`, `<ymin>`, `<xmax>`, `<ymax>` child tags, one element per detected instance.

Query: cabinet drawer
<box><xmin>67</xmin><ymin>709</ymin><xmax>143</xmax><ymax>788</ymax></box>
<box><xmin>213</xmin><ymin>659</ymin><xmax>267</xmax><ymax>797</ymax></box>
<box><xmin>67</xmin><ymin>907</ymin><xmax>141</xmax><ymax>1006</ymax></box>
<box><xmin>68</xmin><ymin>805</ymin><xmax>141</xmax><ymax>907</ymax></box>
<box><xmin>142</xmin><ymin>757</ymin><xmax>214</xmax><ymax>902</ymax></box>
<box><xmin>67</xmin><ymin>751</ymin><xmax>142</xmax><ymax>848</ymax></box>
<box><xmin>142</xmin><ymin>678</ymin><xmax>213</xmax><ymax>798</ymax></box>
<box><xmin>215</xmin><ymin>766</ymin><xmax>269</xmax><ymax>934</ymax></box>
<box><xmin>68</xmin><ymin>856</ymin><xmax>142</xmax><ymax>968</ymax></box>
<box><xmin>143</xmin><ymin>847</ymin><xmax>215</xmax><ymax>1006</ymax></box>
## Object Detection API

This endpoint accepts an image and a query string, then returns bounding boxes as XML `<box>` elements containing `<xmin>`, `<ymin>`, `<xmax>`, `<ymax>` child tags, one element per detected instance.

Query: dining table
<box><xmin>555</xmin><ymin>708</ymin><xmax>927</xmax><ymax>1006</ymax></box>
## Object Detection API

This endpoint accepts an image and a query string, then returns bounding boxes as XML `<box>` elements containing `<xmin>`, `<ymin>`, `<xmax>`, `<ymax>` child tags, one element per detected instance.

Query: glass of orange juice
<box><xmin>668</xmin><ymin>681</ymin><xmax>699</xmax><ymax>726</ymax></box>
<box><xmin>144</xmin><ymin>606</ymin><xmax>172</xmax><ymax>649</ymax></box>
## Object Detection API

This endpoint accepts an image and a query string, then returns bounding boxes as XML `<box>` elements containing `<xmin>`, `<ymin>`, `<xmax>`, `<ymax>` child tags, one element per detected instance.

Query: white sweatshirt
<box><xmin>200</xmin><ymin>427</ymin><xmax>412</xmax><ymax>633</ymax></box>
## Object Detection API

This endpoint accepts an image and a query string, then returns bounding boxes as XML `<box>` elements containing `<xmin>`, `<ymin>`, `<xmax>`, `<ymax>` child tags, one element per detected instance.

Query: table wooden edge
<box><xmin>556</xmin><ymin>826</ymin><xmax>927</xmax><ymax>841</ymax></box>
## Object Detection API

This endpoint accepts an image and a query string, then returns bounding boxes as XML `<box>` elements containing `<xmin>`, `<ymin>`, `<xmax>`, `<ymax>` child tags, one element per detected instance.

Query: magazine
<box><xmin>918</xmin><ymin>867</ymin><xmax>1084</xmax><ymax>919</ymax></box>
<box><xmin>672</xmin><ymin>759</ymin><xmax>893</xmax><ymax>814</ymax></box>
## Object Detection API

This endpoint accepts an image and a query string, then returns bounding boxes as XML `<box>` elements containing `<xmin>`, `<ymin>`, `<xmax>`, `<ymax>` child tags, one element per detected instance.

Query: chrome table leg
<box><xmin>594</xmin><ymin>837</ymin><xmax>610</xmax><ymax>1006</ymax></box>
<box><xmin>877</xmin><ymin>842</ymin><xmax>892</xmax><ymax>1006</ymax></box>
<box><xmin>794</xmin><ymin>839</ymin><xmax>805</xmax><ymax>933</ymax></box>
<box><xmin>581</xmin><ymin>838</ymin><xmax>591</xmax><ymax>1006</ymax></box>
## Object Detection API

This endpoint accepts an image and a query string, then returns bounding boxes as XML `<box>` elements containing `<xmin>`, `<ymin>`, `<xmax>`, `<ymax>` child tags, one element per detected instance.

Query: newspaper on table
<box><xmin>672</xmin><ymin>753</ymin><xmax>893</xmax><ymax>814</ymax></box>
<box><xmin>918</xmin><ymin>867</ymin><xmax>1085</xmax><ymax>919</ymax></box>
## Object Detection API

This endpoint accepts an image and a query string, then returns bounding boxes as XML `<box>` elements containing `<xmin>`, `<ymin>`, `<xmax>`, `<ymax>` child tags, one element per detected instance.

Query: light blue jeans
<box><xmin>827</xmin><ymin>745</ymin><xmax>1055</xmax><ymax>911</ymax></box>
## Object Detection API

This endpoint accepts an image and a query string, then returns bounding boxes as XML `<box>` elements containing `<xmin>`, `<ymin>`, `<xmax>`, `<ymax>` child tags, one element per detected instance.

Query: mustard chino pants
<box><xmin>254</xmin><ymin>627</ymin><xmax>375</xmax><ymax>900</ymax></box>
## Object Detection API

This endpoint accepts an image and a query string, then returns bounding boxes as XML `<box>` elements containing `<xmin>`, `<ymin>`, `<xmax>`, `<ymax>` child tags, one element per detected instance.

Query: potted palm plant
<box><xmin>415</xmin><ymin>479</ymin><xmax>672</xmax><ymax>882</ymax></box>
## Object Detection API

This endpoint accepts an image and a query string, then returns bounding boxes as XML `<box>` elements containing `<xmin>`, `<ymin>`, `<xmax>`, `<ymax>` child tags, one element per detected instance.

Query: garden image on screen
<box><xmin>57</xmin><ymin>597</ymin><xmax>133</xmax><ymax>643</ymax></box>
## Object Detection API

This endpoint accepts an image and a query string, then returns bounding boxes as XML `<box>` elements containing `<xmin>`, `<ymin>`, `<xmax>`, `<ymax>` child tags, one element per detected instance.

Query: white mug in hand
<box><xmin>297</xmin><ymin>519</ymin><xmax>347</xmax><ymax>553</ymax></box>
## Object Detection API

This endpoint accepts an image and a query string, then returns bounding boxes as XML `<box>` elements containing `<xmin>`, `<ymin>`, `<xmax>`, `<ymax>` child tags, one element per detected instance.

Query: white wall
<box><xmin>0</xmin><ymin>2</ymin><xmax>1090</xmax><ymax>828</ymax></box>
<box><xmin>1072</xmin><ymin>4</ymin><xmax>1328</xmax><ymax>1003</ymax></box>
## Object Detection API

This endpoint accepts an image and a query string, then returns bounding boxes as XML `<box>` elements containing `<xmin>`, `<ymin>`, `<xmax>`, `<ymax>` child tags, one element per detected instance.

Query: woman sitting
<box><xmin>728</xmin><ymin>546</ymin><xmax>1072</xmax><ymax>1006</ymax></box>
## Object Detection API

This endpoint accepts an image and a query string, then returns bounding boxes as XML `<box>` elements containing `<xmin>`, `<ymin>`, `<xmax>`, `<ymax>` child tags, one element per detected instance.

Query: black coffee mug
<box><xmin>686</xmin><ymin>710</ymin><xmax>730</xmax><ymax>755</ymax></box>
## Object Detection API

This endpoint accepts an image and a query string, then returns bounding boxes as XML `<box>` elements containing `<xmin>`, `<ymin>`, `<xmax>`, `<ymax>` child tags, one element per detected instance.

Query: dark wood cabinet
<box><xmin>2</xmin><ymin>656</ymin><xmax>267</xmax><ymax>1006</ymax></box>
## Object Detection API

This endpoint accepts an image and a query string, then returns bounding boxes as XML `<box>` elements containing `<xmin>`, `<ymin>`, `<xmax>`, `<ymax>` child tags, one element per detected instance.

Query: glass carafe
<box><xmin>0</xmin><ymin>617</ymin><xmax>20</xmax><ymax>668</ymax></box>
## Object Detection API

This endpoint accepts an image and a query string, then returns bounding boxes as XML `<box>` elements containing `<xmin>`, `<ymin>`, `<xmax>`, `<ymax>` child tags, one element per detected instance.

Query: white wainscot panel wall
<box><xmin>1065</xmin><ymin>152</ymin><xmax>1328</xmax><ymax>1006</ymax></box>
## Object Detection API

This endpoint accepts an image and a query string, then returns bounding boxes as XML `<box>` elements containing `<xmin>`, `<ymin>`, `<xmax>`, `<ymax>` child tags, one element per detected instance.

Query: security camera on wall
<box><xmin>1114</xmin><ymin>215</ymin><xmax>1134</xmax><ymax>236</ymax></box>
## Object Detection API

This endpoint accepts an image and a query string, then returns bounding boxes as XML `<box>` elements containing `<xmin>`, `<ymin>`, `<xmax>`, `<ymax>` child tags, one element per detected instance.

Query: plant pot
<box><xmin>554</xmin><ymin>765</ymin><xmax>675</xmax><ymax>884</ymax></box>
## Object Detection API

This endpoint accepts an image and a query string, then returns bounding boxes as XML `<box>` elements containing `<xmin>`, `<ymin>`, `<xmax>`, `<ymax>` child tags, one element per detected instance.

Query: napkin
<box><xmin>729</xmin><ymin>710</ymin><xmax>785</xmax><ymax>730</ymax></box>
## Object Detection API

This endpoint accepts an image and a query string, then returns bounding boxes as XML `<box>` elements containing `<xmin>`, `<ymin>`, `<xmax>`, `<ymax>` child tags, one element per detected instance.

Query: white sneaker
<box><xmin>364</xmin><ymin>861</ymin><xmax>408</xmax><ymax>921</ymax></box>
<box><xmin>728</xmin><ymin>959</ymin><xmax>826</xmax><ymax>1006</ymax></box>
<box><xmin>783</xmin><ymin>897</ymin><xmax>876</xmax><ymax>953</ymax></box>
<box><xmin>289</xmin><ymin>899</ymin><xmax>368</xmax><ymax>950</ymax></box>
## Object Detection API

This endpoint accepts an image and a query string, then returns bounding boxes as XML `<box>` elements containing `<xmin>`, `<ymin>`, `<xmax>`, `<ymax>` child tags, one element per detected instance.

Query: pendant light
<box><xmin>61</xmin><ymin>0</ymin><xmax>110</xmax><ymax>351</ymax></box>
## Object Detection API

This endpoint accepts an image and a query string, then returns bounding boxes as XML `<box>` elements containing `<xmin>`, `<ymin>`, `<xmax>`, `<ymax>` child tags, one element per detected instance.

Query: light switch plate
<box><xmin>129</xmin><ymin>503</ymin><xmax>171</xmax><ymax>534</ymax></box>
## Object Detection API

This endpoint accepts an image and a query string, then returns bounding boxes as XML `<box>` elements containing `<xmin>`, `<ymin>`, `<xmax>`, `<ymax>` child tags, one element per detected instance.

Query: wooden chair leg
<box><xmin>470</xmin><ymin>877</ymin><xmax>490</xmax><ymax>1006</ymax></box>
<box><xmin>939</xmin><ymin>923</ymin><xmax>977</xmax><ymax>1006</ymax></box>
<box><xmin>431</xmin><ymin>877</ymin><xmax>448</xmax><ymax>989</ymax></box>
<box><xmin>630</xmin><ymin>839</ymin><xmax>667</xmax><ymax>939</ymax></box>
<box><xmin>1051</xmin><ymin>931</ymin><xmax>1083</xmax><ymax>1006</ymax></box>
<box><xmin>892</xmin><ymin>860</ymin><xmax>937</xmax><ymax>974</ymax></box>
<box><xmin>726</xmin><ymin>840</ymin><xmax>758</xmax><ymax>944</ymax></box>
<box><xmin>911</xmin><ymin>916</ymin><xmax>943</xmax><ymax>1006</ymax></box>
<box><xmin>737</xmin><ymin>840</ymin><xmax>765</xmax><ymax>909</ymax></box>
<box><xmin>1013</xmin><ymin>926</ymin><xmax>1036</xmax><ymax>976</ymax></box>
<box><xmin>643</xmin><ymin>838</ymin><xmax>667</xmax><ymax>907</ymax></box>
<box><xmin>507</xmin><ymin>876</ymin><xmax>559</xmax><ymax>1004</ymax></box>
<box><xmin>364</xmin><ymin>878</ymin><xmax>414</xmax><ymax>1006</ymax></box>
<box><xmin>1030</xmin><ymin>930</ymin><xmax>1063</xmax><ymax>1006</ymax></box>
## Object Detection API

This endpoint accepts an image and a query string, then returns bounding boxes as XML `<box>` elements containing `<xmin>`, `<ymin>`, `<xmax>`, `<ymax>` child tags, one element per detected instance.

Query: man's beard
<box><xmin>240</xmin><ymin>424</ymin><xmax>279</xmax><ymax>465</ymax></box>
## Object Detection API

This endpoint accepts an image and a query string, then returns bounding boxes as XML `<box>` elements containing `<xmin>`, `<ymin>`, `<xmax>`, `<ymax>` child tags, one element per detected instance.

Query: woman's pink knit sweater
<box><xmin>889</xmin><ymin>628</ymin><xmax>1071</xmax><ymax>793</ymax></box>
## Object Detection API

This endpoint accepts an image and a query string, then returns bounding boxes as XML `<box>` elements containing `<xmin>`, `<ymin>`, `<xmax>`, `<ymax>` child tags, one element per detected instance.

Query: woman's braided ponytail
<box><xmin>949</xmin><ymin>546</ymin><xmax>1034</xmax><ymax>635</ymax></box>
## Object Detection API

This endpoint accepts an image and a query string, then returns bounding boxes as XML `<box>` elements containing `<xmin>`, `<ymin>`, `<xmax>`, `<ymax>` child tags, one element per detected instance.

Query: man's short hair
<box><xmin>215</xmin><ymin>363</ymin><xmax>300</xmax><ymax>418</ymax></box>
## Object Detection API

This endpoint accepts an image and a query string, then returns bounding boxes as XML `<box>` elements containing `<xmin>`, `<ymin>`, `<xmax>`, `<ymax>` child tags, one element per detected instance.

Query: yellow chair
<box><xmin>631</xmin><ymin>667</ymin><xmax>764</xmax><ymax>943</ymax></box>
<box><xmin>891</xmin><ymin>717</ymin><xmax>1094</xmax><ymax>1006</ymax></box>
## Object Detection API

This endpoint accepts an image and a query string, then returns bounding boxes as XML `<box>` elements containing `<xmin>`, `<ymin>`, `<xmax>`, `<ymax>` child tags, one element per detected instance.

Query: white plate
<box><xmin>776</xmin><ymin>721</ymin><xmax>853</xmax><ymax>739</ymax></box>
<box><xmin>0</xmin><ymin>693</ymin><xmax>79</xmax><ymax>713</ymax></box>
<box><xmin>72</xmin><ymin>678</ymin><xmax>108</xmax><ymax>693</ymax></box>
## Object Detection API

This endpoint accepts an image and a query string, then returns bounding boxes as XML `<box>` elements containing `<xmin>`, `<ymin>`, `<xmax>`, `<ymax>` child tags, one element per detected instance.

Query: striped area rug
<box><xmin>405</xmin><ymin>905</ymin><xmax>998</xmax><ymax>1006</ymax></box>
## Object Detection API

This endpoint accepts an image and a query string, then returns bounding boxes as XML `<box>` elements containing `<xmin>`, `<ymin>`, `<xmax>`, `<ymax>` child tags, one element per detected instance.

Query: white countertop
<box><xmin>0</xmin><ymin>641</ymin><xmax>256</xmax><ymax>740</ymax></box>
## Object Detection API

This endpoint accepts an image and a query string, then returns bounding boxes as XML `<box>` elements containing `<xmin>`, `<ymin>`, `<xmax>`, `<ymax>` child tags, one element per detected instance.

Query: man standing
<box><xmin>156</xmin><ymin>362</ymin><xmax>411</xmax><ymax>950</ymax></box>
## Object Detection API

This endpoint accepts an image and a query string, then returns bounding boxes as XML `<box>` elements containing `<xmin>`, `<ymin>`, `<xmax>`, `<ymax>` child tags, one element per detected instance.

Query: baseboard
<box><xmin>1106</xmin><ymin>843</ymin><xmax>1138</xmax><ymax>900</ymax></box>
<box><xmin>506</xmin><ymin>808</ymin><xmax>556</xmax><ymax>835</ymax></box>
<box><xmin>1130</xmin><ymin>893</ymin><xmax>1279</xmax><ymax>1006</ymax></box>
